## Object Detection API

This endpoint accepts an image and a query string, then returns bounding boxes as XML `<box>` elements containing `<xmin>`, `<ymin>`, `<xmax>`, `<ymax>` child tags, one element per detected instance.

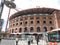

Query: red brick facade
<box><xmin>8</xmin><ymin>8</ymin><xmax>60</xmax><ymax>34</ymax></box>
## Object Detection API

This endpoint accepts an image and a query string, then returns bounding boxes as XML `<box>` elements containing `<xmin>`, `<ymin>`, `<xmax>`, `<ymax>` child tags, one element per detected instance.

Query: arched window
<box><xmin>43</xmin><ymin>21</ymin><xmax>46</xmax><ymax>24</ymax></box>
<box><xmin>15</xmin><ymin>28</ymin><xmax>17</xmax><ymax>30</ymax></box>
<box><xmin>44</xmin><ymin>27</ymin><xmax>47</xmax><ymax>32</ymax></box>
<box><xmin>19</xmin><ymin>28</ymin><xmax>22</xmax><ymax>32</ymax></box>
<box><xmin>12</xmin><ymin>29</ymin><xmax>14</xmax><ymax>33</ymax></box>
<box><xmin>31</xmin><ymin>21</ymin><xmax>33</xmax><ymax>24</ymax></box>
<box><xmin>50</xmin><ymin>27</ymin><xmax>53</xmax><ymax>30</ymax></box>
<box><xmin>36</xmin><ymin>17</ymin><xmax>39</xmax><ymax>19</ymax></box>
<box><xmin>20</xmin><ymin>18</ymin><xmax>23</xmax><ymax>21</ymax></box>
<box><xmin>20</xmin><ymin>22</ymin><xmax>22</xmax><ymax>25</ymax></box>
<box><xmin>30</xmin><ymin>17</ymin><xmax>34</xmax><ymax>19</ymax></box>
<box><xmin>16</xmin><ymin>19</ymin><xmax>18</xmax><ymax>22</ymax></box>
<box><xmin>13</xmin><ymin>24</ymin><xmax>15</xmax><ymax>26</ymax></box>
<box><xmin>37</xmin><ymin>21</ymin><xmax>40</xmax><ymax>24</ymax></box>
<box><xmin>10</xmin><ymin>29</ymin><xmax>11</xmax><ymax>33</ymax></box>
<box><xmin>24</xmin><ymin>27</ymin><xmax>27</xmax><ymax>32</ymax></box>
<box><xmin>43</xmin><ymin>16</ymin><xmax>46</xmax><ymax>19</ymax></box>
<box><xmin>49</xmin><ymin>17</ymin><xmax>52</xmax><ymax>19</ymax></box>
<box><xmin>30</xmin><ymin>27</ymin><xmax>34</xmax><ymax>32</ymax></box>
<box><xmin>37</xmin><ymin>27</ymin><xmax>40</xmax><ymax>32</ymax></box>
<box><xmin>49</xmin><ymin>21</ymin><xmax>52</xmax><ymax>24</ymax></box>
<box><xmin>25</xmin><ymin>21</ymin><xmax>27</xmax><ymax>24</ymax></box>
<box><xmin>25</xmin><ymin>17</ymin><xmax>27</xmax><ymax>20</ymax></box>
<box><xmin>16</xmin><ymin>23</ymin><xmax>18</xmax><ymax>26</ymax></box>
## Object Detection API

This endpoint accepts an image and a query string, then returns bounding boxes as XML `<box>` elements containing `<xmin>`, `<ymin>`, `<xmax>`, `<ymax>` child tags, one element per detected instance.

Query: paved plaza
<box><xmin>0</xmin><ymin>39</ymin><xmax>48</xmax><ymax>45</ymax></box>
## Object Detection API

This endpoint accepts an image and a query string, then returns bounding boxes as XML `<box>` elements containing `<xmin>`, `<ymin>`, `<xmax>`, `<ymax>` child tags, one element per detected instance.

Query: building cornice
<box><xmin>10</xmin><ymin>8</ymin><xmax>59</xmax><ymax>20</ymax></box>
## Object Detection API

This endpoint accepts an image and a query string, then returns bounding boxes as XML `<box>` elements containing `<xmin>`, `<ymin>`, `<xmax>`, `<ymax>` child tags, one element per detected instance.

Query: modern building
<box><xmin>8</xmin><ymin>8</ymin><xmax>60</xmax><ymax>33</ymax></box>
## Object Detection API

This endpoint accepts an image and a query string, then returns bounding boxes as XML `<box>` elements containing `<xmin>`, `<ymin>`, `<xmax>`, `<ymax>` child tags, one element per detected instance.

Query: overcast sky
<box><xmin>1</xmin><ymin>0</ymin><xmax>60</xmax><ymax>31</ymax></box>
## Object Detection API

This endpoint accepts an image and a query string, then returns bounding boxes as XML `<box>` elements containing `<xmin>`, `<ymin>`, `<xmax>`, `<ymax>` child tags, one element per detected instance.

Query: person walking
<box><xmin>35</xmin><ymin>34</ymin><xmax>39</xmax><ymax>45</ymax></box>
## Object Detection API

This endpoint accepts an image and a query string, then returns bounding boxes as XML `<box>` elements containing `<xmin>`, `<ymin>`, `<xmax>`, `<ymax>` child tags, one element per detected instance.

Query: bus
<box><xmin>47</xmin><ymin>28</ymin><xmax>60</xmax><ymax>45</ymax></box>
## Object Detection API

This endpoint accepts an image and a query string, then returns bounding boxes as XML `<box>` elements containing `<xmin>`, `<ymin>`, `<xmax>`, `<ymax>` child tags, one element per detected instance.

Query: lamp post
<box><xmin>4</xmin><ymin>0</ymin><xmax>19</xmax><ymax>45</ymax></box>
<box><xmin>0</xmin><ymin>0</ymin><xmax>19</xmax><ymax>45</ymax></box>
<box><xmin>4</xmin><ymin>0</ymin><xmax>16</xmax><ymax>32</ymax></box>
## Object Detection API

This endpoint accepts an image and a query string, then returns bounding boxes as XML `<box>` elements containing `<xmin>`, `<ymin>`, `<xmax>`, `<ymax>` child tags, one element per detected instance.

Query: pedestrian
<box><xmin>35</xmin><ymin>35</ymin><xmax>39</xmax><ymax>45</ymax></box>
<box><xmin>36</xmin><ymin>37</ymin><xmax>39</xmax><ymax>45</ymax></box>
<box><xmin>28</xmin><ymin>41</ymin><xmax>30</xmax><ymax>45</ymax></box>
<box><xmin>27</xmin><ymin>36</ymin><xmax>31</xmax><ymax>45</ymax></box>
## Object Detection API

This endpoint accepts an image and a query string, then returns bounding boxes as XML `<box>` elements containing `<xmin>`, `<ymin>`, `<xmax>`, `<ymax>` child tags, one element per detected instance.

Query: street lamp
<box><xmin>4</xmin><ymin>0</ymin><xmax>19</xmax><ymax>45</ymax></box>
<box><xmin>0</xmin><ymin>0</ymin><xmax>19</xmax><ymax>45</ymax></box>
<box><xmin>4</xmin><ymin>0</ymin><xmax>16</xmax><ymax>32</ymax></box>
<box><xmin>5</xmin><ymin>0</ymin><xmax>16</xmax><ymax>8</ymax></box>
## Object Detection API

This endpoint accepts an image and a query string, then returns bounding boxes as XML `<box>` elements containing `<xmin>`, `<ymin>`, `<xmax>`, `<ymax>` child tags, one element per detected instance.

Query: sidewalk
<box><xmin>0</xmin><ymin>39</ymin><xmax>48</xmax><ymax>45</ymax></box>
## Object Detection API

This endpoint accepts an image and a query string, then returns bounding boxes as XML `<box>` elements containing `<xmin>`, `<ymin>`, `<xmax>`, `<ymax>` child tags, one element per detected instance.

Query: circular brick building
<box><xmin>8</xmin><ymin>7</ymin><xmax>60</xmax><ymax>38</ymax></box>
